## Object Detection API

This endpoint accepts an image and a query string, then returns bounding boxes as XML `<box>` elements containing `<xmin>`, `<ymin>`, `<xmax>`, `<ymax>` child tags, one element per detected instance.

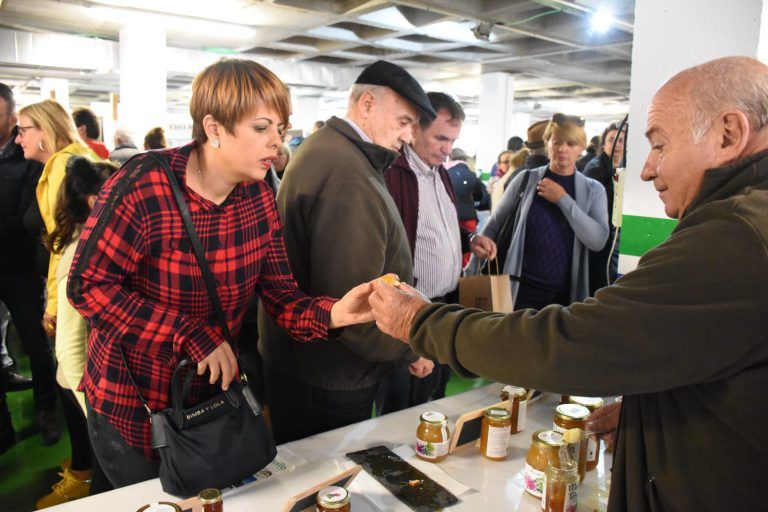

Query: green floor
<box><xmin>0</xmin><ymin>326</ymin><xmax>491</xmax><ymax>511</ymax></box>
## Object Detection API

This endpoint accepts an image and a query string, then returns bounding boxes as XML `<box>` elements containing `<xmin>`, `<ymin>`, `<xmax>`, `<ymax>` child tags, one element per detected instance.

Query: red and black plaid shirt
<box><xmin>68</xmin><ymin>143</ymin><xmax>336</xmax><ymax>457</ymax></box>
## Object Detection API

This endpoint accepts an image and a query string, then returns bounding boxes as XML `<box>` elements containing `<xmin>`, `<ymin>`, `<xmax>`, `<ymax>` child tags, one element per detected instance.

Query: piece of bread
<box><xmin>378</xmin><ymin>273</ymin><xmax>401</xmax><ymax>287</ymax></box>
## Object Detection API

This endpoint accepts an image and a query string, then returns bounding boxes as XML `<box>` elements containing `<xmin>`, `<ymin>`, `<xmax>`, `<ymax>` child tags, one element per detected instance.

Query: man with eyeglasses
<box><xmin>0</xmin><ymin>82</ymin><xmax>58</xmax><ymax>452</ymax></box>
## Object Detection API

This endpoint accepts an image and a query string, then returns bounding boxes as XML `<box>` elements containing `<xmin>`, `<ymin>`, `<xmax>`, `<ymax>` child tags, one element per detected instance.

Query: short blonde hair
<box><xmin>544</xmin><ymin>115</ymin><xmax>587</xmax><ymax>147</ymax></box>
<box><xmin>19</xmin><ymin>99</ymin><xmax>83</xmax><ymax>153</ymax></box>
<box><xmin>190</xmin><ymin>59</ymin><xmax>290</xmax><ymax>144</ymax></box>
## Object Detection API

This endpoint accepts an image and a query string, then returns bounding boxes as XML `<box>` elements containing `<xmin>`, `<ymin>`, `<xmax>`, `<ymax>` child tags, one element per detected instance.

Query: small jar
<box><xmin>501</xmin><ymin>385</ymin><xmax>528</xmax><ymax>433</ymax></box>
<box><xmin>416</xmin><ymin>411</ymin><xmax>450</xmax><ymax>462</ymax></box>
<box><xmin>136</xmin><ymin>503</ymin><xmax>182</xmax><ymax>512</ymax></box>
<box><xmin>552</xmin><ymin>404</ymin><xmax>590</xmax><ymax>433</ymax></box>
<box><xmin>198</xmin><ymin>488</ymin><xmax>222</xmax><ymax>512</ymax></box>
<box><xmin>569</xmin><ymin>397</ymin><xmax>604</xmax><ymax>471</ymax></box>
<box><xmin>480</xmin><ymin>407</ymin><xmax>512</xmax><ymax>461</ymax></box>
<box><xmin>542</xmin><ymin>459</ymin><xmax>579</xmax><ymax>512</ymax></box>
<box><xmin>559</xmin><ymin>395</ymin><xmax>570</xmax><ymax>405</ymax></box>
<box><xmin>316</xmin><ymin>486</ymin><xmax>350</xmax><ymax>512</ymax></box>
<box><xmin>524</xmin><ymin>430</ymin><xmax>563</xmax><ymax>499</ymax></box>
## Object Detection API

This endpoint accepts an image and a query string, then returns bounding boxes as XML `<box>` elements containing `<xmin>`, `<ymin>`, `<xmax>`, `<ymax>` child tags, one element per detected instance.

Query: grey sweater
<box><xmin>468</xmin><ymin>165</ymin><xmax>608</xmax><ymax>304</ymax></box>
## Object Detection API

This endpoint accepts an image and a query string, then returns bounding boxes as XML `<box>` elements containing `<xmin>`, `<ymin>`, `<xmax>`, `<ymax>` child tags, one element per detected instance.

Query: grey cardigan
<box><xmin>468</xmin><ymin>165</ymin><xmax>609</xmax><ymax>304</ymax></box>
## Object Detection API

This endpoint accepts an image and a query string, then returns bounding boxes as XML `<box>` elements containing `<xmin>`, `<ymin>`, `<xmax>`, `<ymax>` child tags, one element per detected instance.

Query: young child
<box><xmin>38</xmin><ymin>156</ymin><xmax>115</xmax><ymax>508</ymax></box>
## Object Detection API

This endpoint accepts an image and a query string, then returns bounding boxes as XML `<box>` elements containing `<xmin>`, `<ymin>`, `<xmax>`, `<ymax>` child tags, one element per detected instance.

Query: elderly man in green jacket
<box><xmin>369</xmin><ymin>56</ymin><xmax>768</xmax><ymax>511</ymax></box>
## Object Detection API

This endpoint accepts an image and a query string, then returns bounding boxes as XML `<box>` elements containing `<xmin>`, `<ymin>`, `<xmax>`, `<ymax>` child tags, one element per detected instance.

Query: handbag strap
<box><xmin>117</xmin><ymin>151</ymin><xmax>239</xmax><ymax>417</ymax></box>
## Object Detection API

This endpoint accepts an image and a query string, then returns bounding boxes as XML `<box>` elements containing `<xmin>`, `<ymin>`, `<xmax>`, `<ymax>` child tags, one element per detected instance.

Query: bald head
<box><xmin>661</xmin><ymin>56</ymin><xmax>768</xmax><ymax>142</ymax></box>
<box><xmin>642</xmin><ymin>56</ymin><xmax>768</xmax><ymax>220</ymax></box>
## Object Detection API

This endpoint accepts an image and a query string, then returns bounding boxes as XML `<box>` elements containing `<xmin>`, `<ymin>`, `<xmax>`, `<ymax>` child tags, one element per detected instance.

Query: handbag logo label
<box><xmin>186</xmin><ymin>398</ymin><xmax>226</xmax><ymax>421</ymax></box>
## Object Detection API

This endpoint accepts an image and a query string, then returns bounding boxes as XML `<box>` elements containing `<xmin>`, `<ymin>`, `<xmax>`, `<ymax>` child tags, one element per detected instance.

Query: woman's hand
<box><xmin>470</xmin><ymin>234</ymin><xmax>497</xmax><ymax>260</ymax></box>
<box><xmin>42</xmin><ymin>313</ymin><xmax>57</xmax><ymax>340</ymax></box>
<box><xmin>537</xmin><ymin>178</ymin><xmax>567</xmax><ymax>203</ymax></box>
<box><xmin>198</xmin><ymin>341</ymin><xmax>238</xmax><ymax>390</ymax></box>
<box><xmin>329</xmin><ymin>281</ymin><xmax>376</xmax><ymax>329</ymax></box>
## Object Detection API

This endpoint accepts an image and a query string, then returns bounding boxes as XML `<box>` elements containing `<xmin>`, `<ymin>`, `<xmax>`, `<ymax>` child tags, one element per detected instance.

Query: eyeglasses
<box><xmin>551</xmin><ymin>113</ymin><xmax>585</xmax><ymax>127</ymax></box>
<box><xmin>16</xmin><ymin>125</ymin><xmax>37</xmax><ymax>136</ymax></box>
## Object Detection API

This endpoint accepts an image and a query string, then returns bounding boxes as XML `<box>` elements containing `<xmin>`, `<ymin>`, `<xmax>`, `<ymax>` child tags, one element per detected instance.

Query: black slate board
<box><xmin>346</xmin><ymin>445</ymin><xmax>459</xmax><ymax>511</ymax></box>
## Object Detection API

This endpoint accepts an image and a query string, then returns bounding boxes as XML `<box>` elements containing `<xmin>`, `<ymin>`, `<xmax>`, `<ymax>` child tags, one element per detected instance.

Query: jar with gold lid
<box><xmin>568</xmin><ymin>397</ymin><xmax>604</xmax><ymax>471</ymax></box>
<box><xmin>416</xmin><ymin>411</ymin><xmax>450</xmax><ymax>462</ymax></box>
<box><xmin>501</xmin><ymin>385</ymin><xmax>528</xmax><ymax>433</ymax></box>
<box><xmin>480</xmin><ymin>407</ymin><xmax>512</xmax><ymax>461</ymax></box>
<box><xmin>524</xmin><ymin>429</ymin><xmax>563</xmax><ymax>499</ymax></box>
<box><xmin>198</xmin><ymin>488</ymin><xmax>222</xmax><ymax>512</ymax></box>
<box><xmin>316</xmin><ymin>486</ymin><xmax>350</xmax><ymax>512</ymax></box>
<box><xmin>552</xmin><ymin>404</ymin><xmax>590</xmax><ymax>433</ymax></box>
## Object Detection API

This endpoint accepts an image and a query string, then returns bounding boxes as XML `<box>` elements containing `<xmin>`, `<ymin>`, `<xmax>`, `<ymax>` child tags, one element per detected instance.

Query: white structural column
<box><xmin>477</xmin><ymin>72</ymin><xmax>515</xmax><ymax>175</ymax></box>
<box><xmin>40</xmin><ymin>78</ymin><xmax>70</xmax><ymax>111</ymax></box>
<box><xmin>620</xmin><ymin>0</ymin><xmax>768</xmax><ymax>272</ymax></box>
<box><xmin>290</xmin><ymin>95</ymin><xmax>321</xmax><ymax>136</ymax></box>
<box><xmin>119</xmin><ymin>23</ymin><xmax>166</xmax><ymax>141</ymax></box>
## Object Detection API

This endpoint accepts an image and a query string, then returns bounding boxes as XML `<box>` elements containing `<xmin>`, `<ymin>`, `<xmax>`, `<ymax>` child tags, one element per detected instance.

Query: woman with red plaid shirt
<box><xmin>67</xmin><ymin>60</ymin><xmax>375</xmax><ymax>488</ymax></box>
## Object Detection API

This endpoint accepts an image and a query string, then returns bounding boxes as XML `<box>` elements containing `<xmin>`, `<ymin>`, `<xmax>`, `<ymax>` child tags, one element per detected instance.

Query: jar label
<box><xmin>517</xmin><ymin>400</ymin><xmax>527</xmax><ymax>431</ymax></box>
<box><xmin>416</xmin><ymin>437</ymin><xmax>448</xmax><ymax>459</ymax></box>
<box><xmin>485</xmin><ymin>425</ymin><xmax>510</xmax><ymax>458</ymax></box>
<box><xmin>587</xmin><ymin>437</ymin><xmax>598</xmax><ymax>462</ymax></box>
<box><xmin>524</xmin><ymin>463</ymin><xmax>545</xmax><ymax>498</ymax></box>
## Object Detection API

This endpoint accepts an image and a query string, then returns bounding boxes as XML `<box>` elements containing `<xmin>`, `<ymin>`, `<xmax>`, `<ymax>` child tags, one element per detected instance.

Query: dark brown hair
<box><xmin>44</xmin><ymin>157</ymin><xmax>116</xmax><ymax>254</ymax></box>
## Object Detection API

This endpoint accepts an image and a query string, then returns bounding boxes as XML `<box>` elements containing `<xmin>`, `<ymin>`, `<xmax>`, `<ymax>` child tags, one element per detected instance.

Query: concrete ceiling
<box><xmin>0</xmin><ymin>0</ymin><xmax>634</xmax><ymax>118</ymax></box>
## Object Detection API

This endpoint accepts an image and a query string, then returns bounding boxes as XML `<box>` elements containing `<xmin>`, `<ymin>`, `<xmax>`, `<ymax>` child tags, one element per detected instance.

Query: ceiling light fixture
<box><xmin>590</xmin><ymin>8</ymin><xmax>614</xmax><ymax>33</ymax></box>
<box><xmin>471</xmin><ymin>22</ymin><xmax>494</xmax><ymax>42</ymax></box>
<box><xmin>89</xmin><ymin>6</ymin><xmax>256</xmax><ymax>41</ymax></box>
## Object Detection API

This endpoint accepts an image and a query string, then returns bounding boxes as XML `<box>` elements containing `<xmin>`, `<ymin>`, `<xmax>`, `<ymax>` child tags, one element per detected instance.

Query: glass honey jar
<box><xmin>553</xmin><ymin>404</ymin><xmax>590</xmax><ymax>433</ymax></box>
<box><xmin>524</xmin><ymin>429</ymin><xmax>563</xmax><ymax>499</ymax></box>
<box><xmin>136</xmin><ymin>504</ymin><xmax>182</xmax><ymax>512</ymax></box>
<box><xmin>480</xmin><ymin>407</ymin><xmax>512</xmax><ymax>461</ymax></box>
<box><xmin>316</xmin><ymin>486</ymin><xmax>350</xmax><ymax>512</ymax></box>
<box><xmin>198</xmin><ymin>488</ymin><xmax>223</xmax><ymax>512</ymax></box>
<box><xmin>569</xmin><ymin>396</ymin><xmax>604</xmax><ymax>471</ymax></box>
<box><xmin>416</xmin><ymin>411</ymin><xmax>450</xmax><ymax>462</ymax></box>
<box><xmin>501</xmin><ymin>385</ymin><xmax>528</xmax><ymax>433</ymax></box>
<box><xmin>542</xmin><ymin>459</ymin><xmax>579</xmax><ymax>512</ymax></box>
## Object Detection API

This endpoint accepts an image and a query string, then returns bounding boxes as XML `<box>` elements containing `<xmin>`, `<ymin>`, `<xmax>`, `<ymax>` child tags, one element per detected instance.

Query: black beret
<box><xmin>355</xmin><ymin>60</ymin><xmax>437</xmax><ymax>120</ymax></box>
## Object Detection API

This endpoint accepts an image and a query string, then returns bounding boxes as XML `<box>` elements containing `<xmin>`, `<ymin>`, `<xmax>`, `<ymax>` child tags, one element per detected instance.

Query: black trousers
<box><xmin>264</xmin><ymin>366</ymin><xmax>378</xmax><ymax>444</ymax></box>
<box><xmin>375</xmin><ymin>363</ymin><xmax>441</xmax><ymax>416</ymax></box>
<box><xmin>0</xmin><ymin>270</ymin><xmax>56</xmax><ymax>410</ymax></box>
<box><xmin>86</xmin><ymin>400</ymin><xmax>159</xmax><ymax>489</ymax></box>
<box><xmin>59</xmin><ymin>386</ymin><xmax>91</xmax><ymax>471</ymax></box>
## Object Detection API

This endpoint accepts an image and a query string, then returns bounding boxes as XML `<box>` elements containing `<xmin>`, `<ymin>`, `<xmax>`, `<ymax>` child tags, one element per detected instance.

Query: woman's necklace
<box><xmin>195</xmin><ymin>147</ymin><xmax>205</xmax><ymax>188</ymax></box>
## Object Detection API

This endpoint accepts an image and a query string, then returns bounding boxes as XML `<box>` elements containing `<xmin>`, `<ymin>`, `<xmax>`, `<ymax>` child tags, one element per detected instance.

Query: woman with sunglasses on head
<box><xmin>66</xmin><ymin>59</ymin><xmax>374</xmax><ymax>488</ymax></box>
<box><xmin>15</xmin><ymin>100</ymin><xmax>99</xmax><ymax>342</ymax></box>
<box><xmin>469</xmin><ymin>114</ymin><xmax>609</xmax><ymax>309</ymax></box>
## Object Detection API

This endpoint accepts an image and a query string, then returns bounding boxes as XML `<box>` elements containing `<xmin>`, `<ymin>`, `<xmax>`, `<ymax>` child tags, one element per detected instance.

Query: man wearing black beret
<box><xmin>259</xmin><ymin>60</ymin><xmax>437</xmax><ymax>443</ymax></box>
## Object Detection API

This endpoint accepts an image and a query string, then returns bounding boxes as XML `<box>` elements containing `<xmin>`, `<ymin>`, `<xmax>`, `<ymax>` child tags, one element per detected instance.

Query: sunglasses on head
<box><xmin>551</xmin><ymin>113</ymin><xmax>585</xmax><ymax>127</ymax></box>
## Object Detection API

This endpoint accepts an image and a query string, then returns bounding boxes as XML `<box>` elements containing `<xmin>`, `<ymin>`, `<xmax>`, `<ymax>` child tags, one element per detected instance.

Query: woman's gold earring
<box><xmin>38</xmin><ymin>141</ymin><xmax>45</xmax><ymax>152</ymax></box>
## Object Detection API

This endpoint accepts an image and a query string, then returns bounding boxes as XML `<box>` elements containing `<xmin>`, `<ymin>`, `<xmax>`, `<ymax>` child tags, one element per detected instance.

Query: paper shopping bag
<box><xmin>458</xmin><ymin>273</ymin><xmax>514</xmax><ymax>313</ymax></box>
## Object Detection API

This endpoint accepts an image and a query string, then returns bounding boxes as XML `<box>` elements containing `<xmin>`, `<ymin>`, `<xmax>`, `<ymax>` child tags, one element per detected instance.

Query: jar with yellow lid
<box><xmin>480</xmin><ymin>407</ymin><xmax>512</xmax><ymax>461</ymax></box>
<box><xmin>136</xmin><ymin>503</ymin><xmax>182</xmax><ymax>512</ymax></box>
<box><xmin>198</xmin><ymin>488</ymin><xmax>223</xmax><ymax>512</ymax></box>
<box><xmin>501</xmin><ymin>385</ymin><xmax>528</xmax><ymax>433</ymax></box>
<box><xmin>569</xmin><ymin>397</ymin><xmax>604</xmax><ymax>471</ymax></box>
<box><xmin>524</xmin><ymin>429</ymin><xmax>563</xmax><ymax>499</ymax></box>
<box><xmin>316</xmin><ymin>486</ymin><xmax>350</xmax><ymax>512</ymax></box>
<box><xmin>542</xmin><ymin>459</ymin><xmax>579</xmax><ymax>512</ymax></box>
<box><xmin>416</xmin><ymin>411</ymin><xmax>450</xmax><ymax>462</ymax></box>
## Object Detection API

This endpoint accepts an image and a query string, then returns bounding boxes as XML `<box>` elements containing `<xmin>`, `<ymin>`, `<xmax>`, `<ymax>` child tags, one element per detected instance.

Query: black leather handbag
<box><xmin>119</xmin><ymin>152</ymin><xmax>276</xmax><ymax>497</ymax></box>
